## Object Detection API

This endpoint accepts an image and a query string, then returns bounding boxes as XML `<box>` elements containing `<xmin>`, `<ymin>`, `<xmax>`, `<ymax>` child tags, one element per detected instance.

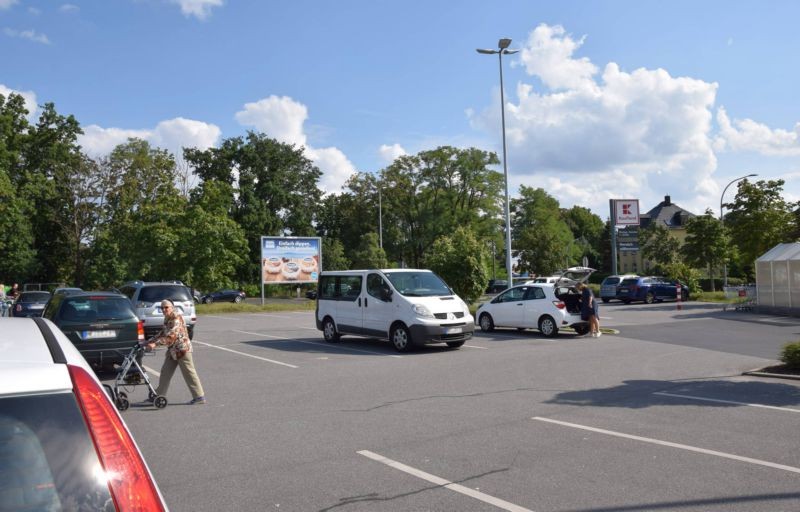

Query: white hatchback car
<box><xmin>476</xmin><ymin>267</ymin><xmax>594</xmax><ymax>337</ymax></box>
<box><xmin>0</xmin><ymin>317</ymin><xmax>168</xmax><ymax>511</ymax></box>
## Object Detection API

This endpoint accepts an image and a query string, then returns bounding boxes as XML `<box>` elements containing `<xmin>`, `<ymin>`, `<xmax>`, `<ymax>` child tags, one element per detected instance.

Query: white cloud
<box><xmin>0</xmin><ymin>0</ymin><xmax>18</xmax><ymax>10</ymax></box>
<box><xmin>0</xmin><ymin>84</ymin><xmax>38</xmax><ymax>120</ymax></box>
<box><xmin>378</xmin><ymin>143</ymin><xmax>407</xmax><ymax>164</ymax></box>
<box><xmin>169</xmin><ymin>0</ymin><xmax>223</xmax><ymax>20</ymax></box>
<box><xmin>470</xmin><ymin>23</ymin><xmax>721</xmax><ymax>215</ymax></box>
<box><xmin>235</xmin><ymin>95</ymin><xmax>308</xmax><ymax>147</ymax></box>
<box><xmin>235</xmin><ymin>95</ymin><xmax>357</xmax><ymax>194</ymax></box>
<box><xmin>28</xmin><ymin>7</ymin><xmax>41</xmax><ymax>15</ymax></box>
<box><xmin>3</xmin><ymin>27</ymin><xmax>50</xmax><ymax>44</ymax></box>
<box><xmin>715</xmin><ymin>107</ymin><xmax>800</xmax><ymax>156</ymax></box>
<box><xmin>78</xmin><ymin>118</ymin><xmax>221</xmax><ymax>158</ymax></box>
<box><xmin>59</xmin><ymin>4</ymin><xmax>79</xmax><ymax>13</ymax></box>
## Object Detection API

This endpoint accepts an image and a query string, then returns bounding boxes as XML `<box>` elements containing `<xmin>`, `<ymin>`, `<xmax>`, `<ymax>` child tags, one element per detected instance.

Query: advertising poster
<box><xmin>613</xmin><ymin>199</ymin><xmax>640</xmax><ymax>226</ymax></box>
<box><xmin>261</xmin><ymin>236</ymin><xmax>322</xmax><ymax>284</ymax></box>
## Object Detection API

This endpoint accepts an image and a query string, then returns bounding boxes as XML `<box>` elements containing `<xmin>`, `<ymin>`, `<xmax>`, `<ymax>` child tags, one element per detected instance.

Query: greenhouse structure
<box><xmin>755</xmin><ymin>242</ymin><xmax>800</xmax><ymax>316</ymax></box>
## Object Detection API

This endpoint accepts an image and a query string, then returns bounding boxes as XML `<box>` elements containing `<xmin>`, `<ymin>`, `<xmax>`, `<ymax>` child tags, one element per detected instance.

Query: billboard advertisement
<box><xmin>613</xmin><ymin>199</ymin><xmax>640</xmax><ymax>226</ymax></box>
<box><xmin>261</xmin><ymin>236</ymin><xmax>321</xmax><ymax>284</ymax></box>
<box><xmin>617</xmin><ymin>228</ymin><xmax>639</xmax><ymax>252</ymax></box>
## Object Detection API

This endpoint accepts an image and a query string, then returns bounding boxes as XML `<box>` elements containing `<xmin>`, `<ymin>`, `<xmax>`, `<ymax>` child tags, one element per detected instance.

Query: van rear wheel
<box><xmin>390</xmin><ymin>324</ymin><xmax>412</xmax><ymax>352</ymax></box>
<box><xmin>322</xmin><ymin>318</ymin><xmax>340</xmax><ymax>343</ymax></box>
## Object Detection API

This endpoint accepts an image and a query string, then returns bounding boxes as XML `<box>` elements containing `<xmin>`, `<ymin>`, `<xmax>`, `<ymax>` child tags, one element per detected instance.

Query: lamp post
<box><xmin>720</xmin><ymin>173</ymin><xmax>757</xmax><ymax>288</ymax></box>
<box><xmin>478</xmin><ymin>38</ymin><xmax>518</xmax><ymax>290</ymax></box>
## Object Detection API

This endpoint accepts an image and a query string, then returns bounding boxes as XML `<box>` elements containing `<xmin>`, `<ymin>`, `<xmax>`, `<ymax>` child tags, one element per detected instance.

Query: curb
<box><xmin>742</xmin><ymin>368</ymin><xmax>800</xmax><ymax>381</ymax></box>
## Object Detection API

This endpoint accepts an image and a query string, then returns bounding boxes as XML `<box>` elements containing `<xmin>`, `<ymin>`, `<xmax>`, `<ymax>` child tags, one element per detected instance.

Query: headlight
<box><xmin>411</xmin><ymin>303</ymin><xmax>434</xmax><ymax>318</ymax></box>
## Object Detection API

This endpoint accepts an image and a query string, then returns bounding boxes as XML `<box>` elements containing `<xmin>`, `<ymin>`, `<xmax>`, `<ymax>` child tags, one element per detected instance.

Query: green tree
<box><xmin>185</xmin><ymin>132</ymin><xmax>322</xmax><ymax>283</ymax></box>
<box><xmin>639</xmin><ymin>223</ymin><xmax>682</xmax><ymax>269</ymax></box>
<box><xmin>321</xmin><ymin>238</ymin><xmax>349</xmax><ymax>271</ymax></box>
<box><xmin>350</xmin><ymin>233</ymin><xmax>387</xmax><ymax>269</ymax></box>
<box><xmin>511</xmin><ymin>186</ymin><xmax>573</xmax><ymax>275</ymax></box>
<box><xmin>378</xmin><ymin>146</ymin><xmax>503</xmax><ymax>267</ymax></box>
<box><xmin>561</xmin><ymin>205</ymin><xmax>605</xmax><ymax>269</ymax></box>
<box><xmin>724</xmin><ymin>179</ymin><xmax>798</xmax><ymax>279</ymax></box>
<box><xmin>683</xmin><ymin>209</ymin><xmax>727</xmax><ymax>291</ymax></box>
<box><xmin>426</xmin><ymin>227</ymin><xmax>489</xmax><ymax>304</ymax></box>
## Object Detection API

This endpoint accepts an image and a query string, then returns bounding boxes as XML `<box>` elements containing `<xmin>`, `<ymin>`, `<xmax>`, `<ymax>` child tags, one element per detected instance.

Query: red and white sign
<box><xmin>613</xmin><ymin>199</ymin><xmax>640</xmax><ymax>226</ymax></box>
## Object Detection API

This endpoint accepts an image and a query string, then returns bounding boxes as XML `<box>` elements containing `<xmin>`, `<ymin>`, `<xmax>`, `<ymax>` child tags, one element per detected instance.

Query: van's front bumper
<box><xmin>409</xmin><ymin>322</ymin><xmax>474</xmax><ymax>345</ymax></box>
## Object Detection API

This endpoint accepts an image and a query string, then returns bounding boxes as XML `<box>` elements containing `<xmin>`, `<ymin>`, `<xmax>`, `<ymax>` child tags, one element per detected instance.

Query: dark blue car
<box><xmin>11</xmin><ymin>291</ymin><xmax>52</xmax><ymax>317</ymax></box>
<box><xmin>617</xmin><ymin>276</ymin><xmax>689</xmax><ymax>304</ymax></box>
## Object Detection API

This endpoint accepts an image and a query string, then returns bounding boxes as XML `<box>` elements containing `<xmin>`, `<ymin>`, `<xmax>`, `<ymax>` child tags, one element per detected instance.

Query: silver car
<box><xmin>599</xmin><ymin>274</ymin><xmax>638</xmax><ymax>303</ymax></box>
<box><xmin>118</xmin><ymin>281</ymin><xmax>197</xmax><ymax>339</ymax></box>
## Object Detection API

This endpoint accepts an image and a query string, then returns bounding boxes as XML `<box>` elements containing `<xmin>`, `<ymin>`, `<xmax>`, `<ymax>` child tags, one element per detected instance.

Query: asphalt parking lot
<box><xmin>113</xmin><ymin>302</ymin><xmax>800</xmax><ymax>511</ymax></box>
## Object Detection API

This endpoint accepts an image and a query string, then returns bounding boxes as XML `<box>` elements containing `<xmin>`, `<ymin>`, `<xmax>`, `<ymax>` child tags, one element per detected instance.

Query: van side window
<box><xmin>367</xmin><ymin>274</ymin><xmax>388</xmax><ymax>301</ymax></box>
<box><xmin>340</xmin><ymin>277</ymin><xmax>362</xmax><ymax>300</ymax></box>
<box><xmin>319</xmin><ymin>276</ymin><xmax>338</xmax><ymax>299</ymax></box>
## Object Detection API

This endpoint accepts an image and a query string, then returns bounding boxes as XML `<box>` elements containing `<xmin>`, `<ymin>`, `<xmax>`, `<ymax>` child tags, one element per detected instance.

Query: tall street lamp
<box><xmin>478</xmin><ymin>38</ymin><xmax>518</xmax><ymax>290</ymax></box>
<box><xmin>720</xmin><ymin>173</ymin><xmax>757</xmax><ymax>287</ymax></box>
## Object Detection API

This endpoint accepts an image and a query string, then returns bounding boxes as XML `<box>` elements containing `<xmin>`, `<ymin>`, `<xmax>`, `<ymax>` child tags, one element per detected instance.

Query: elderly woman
<box><xmin>147</xmin><ymin>299</ymin><xmax>206</xmax><ymax>404</ymax></box>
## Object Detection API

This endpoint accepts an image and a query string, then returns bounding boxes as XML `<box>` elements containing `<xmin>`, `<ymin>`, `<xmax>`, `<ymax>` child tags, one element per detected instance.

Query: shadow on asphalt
<box><xmin>546</xmin><ymin>378</ymin><xmax>800</xmax><ymax>409</ymax></box>
<box><xmin>240</xmin><ymin>337</ymin><xmax>460</xmax><ymax>356</ymax></box>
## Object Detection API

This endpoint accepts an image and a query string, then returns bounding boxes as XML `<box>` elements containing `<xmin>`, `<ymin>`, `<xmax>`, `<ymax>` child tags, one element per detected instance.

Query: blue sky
<box><xmin>2</xmin><ymin>0</ymin><xmax>800</xmax><ymax>219</ymax></box>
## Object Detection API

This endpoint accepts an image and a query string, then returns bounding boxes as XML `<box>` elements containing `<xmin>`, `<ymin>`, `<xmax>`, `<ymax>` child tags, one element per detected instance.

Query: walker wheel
<box><xmin>154</xmin><ymin>396</ymin><xmax>168</xmax><ymax>409</ymax></box>
<box><xmin>116</xmin><ymin>397</ymin><xmax>130</xmax><ymax>411</ymax></box>
<box><xmin>117</xmin><ymin>391</ymin><xmax>127</xmax><ymax>400</ymax></box>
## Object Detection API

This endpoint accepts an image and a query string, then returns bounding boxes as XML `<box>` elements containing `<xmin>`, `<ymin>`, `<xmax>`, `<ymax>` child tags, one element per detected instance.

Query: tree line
<box><xmin>1</xmin><ymin>93</ymin><xmax>797</xmax><ymax>303</ymax></box>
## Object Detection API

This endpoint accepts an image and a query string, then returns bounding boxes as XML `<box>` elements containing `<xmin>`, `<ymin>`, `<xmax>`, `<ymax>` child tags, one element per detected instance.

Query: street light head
<box><xmin>498</xmin><ymin>38</ymin><xmax>512</xmax><ymax>49</ymax></box>
<box><xmin>476</xmin><ymin>48</ymin><xmax>498</xmax><ymax>54</ymax></box>
<box><xmin>502</xmin><ymin>49</ymin><xmax>519</xmax><ymax>55</ymax></box>
<box><xmin>746</xmin><ymin>173</ymin><xmax>758</xmax><ymax>178</ymax></box>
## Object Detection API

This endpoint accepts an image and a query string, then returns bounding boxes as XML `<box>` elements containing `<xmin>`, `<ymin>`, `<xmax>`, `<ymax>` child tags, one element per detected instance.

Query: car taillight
<box><xmin>553</xmin><ymin>301</ymin><xmax>566</xmax><ymax>309</ymax></box>
<box><xmin>137</xmin><ymin>320</ymin><xmax>145</xmax><ymax>341</ymax></box>
<box><xmin>68</xmin><ymin>365</ymin><xmax>166</xmax><ymax>512</ymax></box>
<box><xmin>15</xmin><ymin>304</ymin><xmax>21</xmax><ymax>312</ymax></box>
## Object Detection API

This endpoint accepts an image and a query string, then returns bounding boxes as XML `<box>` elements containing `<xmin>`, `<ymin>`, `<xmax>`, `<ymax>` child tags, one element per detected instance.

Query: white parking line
<box><xmin>532</xmin><ymin>417</ymin><xmax>800</xmax><ymax>475</ymax></box>
<box><xmin>357</xmin><ymin>450</ymin><xmax>534</xmax><ymax>512</ymax></box>
<box><xmin>654</xmin><ymin>391</ymin><xmax>800</xmax><ymax>413</ymax></box>
<box><xmin>464</xmin><ymin>344</ymin><xmax>488</xmax><ymax>349</ymax></box>
<box><xmin>193</xmin><ymin>340</ymin><xmax>298</xmax><ymax>368</ymax></box>
<box><xmin>143</xmin><ymin>365</ymin><xmax>160</xmax><ymax>377</ymax></box>
<box><xmin>203</xmin><ymin>314</ymin><xmax>242</xmax><ymax>321</ymax></box>
<box><xmin>233</xmin><ymin>329</ymin><xmax>404</xmax><ymax>358</ymax></box>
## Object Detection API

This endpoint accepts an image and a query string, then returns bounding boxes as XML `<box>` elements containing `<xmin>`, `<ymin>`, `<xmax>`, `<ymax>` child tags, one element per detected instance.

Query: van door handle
<box><xmin>358</xmin><ymin>297</ymin><xmax>361</xmax><ymax>307</ymax></box>
<box><xmin>364</xmin><ymin>298</ymin><xmax>368</xmax><ymax>307</ymax></box>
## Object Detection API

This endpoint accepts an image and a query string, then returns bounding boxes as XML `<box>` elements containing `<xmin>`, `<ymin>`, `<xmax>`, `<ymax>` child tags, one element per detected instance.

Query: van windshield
<box><xmin>384</xmin><ymin>271</ymin><xmax>452</xmax><ymax>297</ymax></box>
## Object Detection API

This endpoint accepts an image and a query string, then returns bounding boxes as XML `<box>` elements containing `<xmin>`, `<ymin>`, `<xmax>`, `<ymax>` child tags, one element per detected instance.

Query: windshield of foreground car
<box><xmin>383</xmin><ymin>271</ymin><xmax>452</xmax><ymax>297</ymax></box>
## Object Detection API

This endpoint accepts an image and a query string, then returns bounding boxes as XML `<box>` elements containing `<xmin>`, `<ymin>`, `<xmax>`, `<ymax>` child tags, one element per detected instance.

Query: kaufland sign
<box><xmin>613</xmin><ymin>199</ymin><xmax>640</xmax><ymax>225</ymax></box>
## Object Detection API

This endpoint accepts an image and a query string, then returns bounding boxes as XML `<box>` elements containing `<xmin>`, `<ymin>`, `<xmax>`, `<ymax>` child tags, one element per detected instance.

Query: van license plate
<box><xmin>82</xmin><ymin>330</ymin><xmax>116</xmax><ymax>340</ymax></box>
<box><xmin>445</xmin><ymin>327</ymin><xmax>462</xmax><ymax>334</ymax></box>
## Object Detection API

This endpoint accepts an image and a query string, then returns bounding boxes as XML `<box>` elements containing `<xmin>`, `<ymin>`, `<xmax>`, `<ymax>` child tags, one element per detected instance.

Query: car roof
<box><xmin>0</xmin><ymin>318</ymin><xmax>86</xmax><ymax>396</ymax></box>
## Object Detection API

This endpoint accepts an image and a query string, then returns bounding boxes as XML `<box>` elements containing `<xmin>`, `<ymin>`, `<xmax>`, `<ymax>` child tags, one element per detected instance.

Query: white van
<box><xmin>315</xmin><ymin>269</ymin><xmax>475</xmax><ymax>352</ymax></box>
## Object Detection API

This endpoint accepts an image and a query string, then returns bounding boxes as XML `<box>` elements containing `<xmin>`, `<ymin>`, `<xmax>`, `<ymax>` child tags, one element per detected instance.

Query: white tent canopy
<box><xmin>756</xmin><ymin>242</ymin><xmax>800</xmax><ymax>309</ymax></box>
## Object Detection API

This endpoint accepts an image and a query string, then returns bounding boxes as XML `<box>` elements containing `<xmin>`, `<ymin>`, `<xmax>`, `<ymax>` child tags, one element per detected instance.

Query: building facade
<box><xmin>618</xmin><ymin>195</ymin><xmax>696</xmax><ymax>274</ymax></box>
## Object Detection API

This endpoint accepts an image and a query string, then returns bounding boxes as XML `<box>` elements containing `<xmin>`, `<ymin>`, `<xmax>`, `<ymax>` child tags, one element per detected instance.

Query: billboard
<box><xmin>613</xmin><ymin>199</ymin><xmax>640</xmax><ymax>226</ymax></box>
<box><xmin>617</xmin><ymin>228</ymin><xmax>639</xmax><ymax>252</ymax></box>
<box><xmin>261</xmin><ymin>236</ymin><xmax>322</xmax><ymax>284</ymax></box>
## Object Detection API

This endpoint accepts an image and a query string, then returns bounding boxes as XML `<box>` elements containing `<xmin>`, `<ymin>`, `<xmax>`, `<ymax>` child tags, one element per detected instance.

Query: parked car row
<box><xmin>600</xmin><ymin>274</ymin><xmax>689</xmax><ymax>303</ymax></box>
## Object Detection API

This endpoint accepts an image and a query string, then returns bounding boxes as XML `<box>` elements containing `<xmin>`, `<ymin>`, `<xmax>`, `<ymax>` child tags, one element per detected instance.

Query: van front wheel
<box><xmin>322</xmin><ymin>318</ymin><xmax>340</xmax><ymax>343</ymax></box>
<box><xmin>391</xmin><ymin>325</ymin><xmax>412</xmax><ymax>352</ymax></box>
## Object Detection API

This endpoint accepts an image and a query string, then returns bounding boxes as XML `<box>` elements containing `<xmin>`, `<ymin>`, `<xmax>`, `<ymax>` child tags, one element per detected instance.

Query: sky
<box><xmin>2</xmin><ymin>0</ymin><xmax>800</xmax><ymax>221</ymax></box>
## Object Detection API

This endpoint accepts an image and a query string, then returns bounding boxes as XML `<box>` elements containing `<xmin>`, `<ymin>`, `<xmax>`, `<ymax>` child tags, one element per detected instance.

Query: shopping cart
<box><xmin>112</xmin><ymin>342</ymin><xmax>167</xmax><ymax>411</ymax></box>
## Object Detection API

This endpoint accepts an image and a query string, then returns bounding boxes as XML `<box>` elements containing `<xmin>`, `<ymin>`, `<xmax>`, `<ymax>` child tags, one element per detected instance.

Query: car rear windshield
<box><xmin>602</xmin><ymin>277</ymin><xmax>620</xmax><ymax>285</ymax></box>
<box><xmin>139</xmin><ymin>285</ymin><xmax>192</xmax><ymax>303</ymax></box>
<box><xmin>62</xmin><ymin>296</ymin><xmax>136</xmax><ymax>321</ymax></box>
<box><xmin>0</xmin><ymin>392</ymin><xmax>114</xmax><ymax>511</ymax></box>
<box><xmin>19</xmin><ymin>292</ymin><xmax>51</xmax><ymax>302</ymax></box>
<box><xmin>384</xmin><ymin>271</ymin><xmax>452</xmax><ymax>297</ymax></box>
<box><xmin>620</xmin><ymin>278</ymin><xmax>639</xmax><ymax>286</ymax></box>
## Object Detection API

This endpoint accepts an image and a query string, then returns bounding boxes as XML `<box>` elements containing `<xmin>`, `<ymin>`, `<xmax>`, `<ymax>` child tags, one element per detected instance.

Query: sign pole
<box><xmin>610</xmin><ymin>200</ymin><xmax>618</xmax><ymax>275</ymax></box>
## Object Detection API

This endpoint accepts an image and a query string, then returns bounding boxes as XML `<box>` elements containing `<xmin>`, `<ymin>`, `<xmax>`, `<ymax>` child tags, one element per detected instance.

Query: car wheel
<box><xmin>446</xmin><ymin>341</ymin><xmax>465</xmax><ymax>348</ymax></box>
<box><xmin>204</xmin><ymin>297</ymin><xmax>213</xmax><ymax>304</ymax></box>
<box><xmin>116</xmin><ymin>397</ymin><xmax>129</xmax><ymax>411</ymax></box>
<box><xmin>322</xmin><ymin>317</ymin><xmax>340</xmax><ymax>343</ymax></box>
<box><xmin>234</xmin><ymin>295</ymin><xmax>242</xmax><ymax>303</ymax></box>
<box><xmin>645</xmin><ymin>292</ymin><xmax>655</xmax><ymax>304</ymax></box>
<box><xmin>538</xmin><ymin>315</ymin><xmax>558</xmax><ymax>337</ymax></box>
<box><xmin>602</xmin><ymin>298</ymin><xmax>610</xmax><ymax>303</ymax></box>
<box><xmin>390</xmin><ymin>324</ymin><xmax>412</xmax><ymax>352</ymax></box>
<box><xmin>154</xmin><ymin>396</ymin><xmax>168</xmax><ymax>409</ymax></box>
<box><xmin>573</xmin><ymin>324</ymin><xmax>590</xmax><ymax>336</ymax></box>
<box><xmin>479</xmin><ymin>313</ymin><xmax>494</xmax><ymax>332</ymax></box>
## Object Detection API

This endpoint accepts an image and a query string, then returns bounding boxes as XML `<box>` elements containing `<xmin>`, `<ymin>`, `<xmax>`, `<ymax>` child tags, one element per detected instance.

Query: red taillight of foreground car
<box><xmin>553</xmin><ymin>301</ymin><xmax>566</xmax><ymax>309</ymax></box>
<box><xmin>137</xmin><ymin>320</ymin><xmax>145</xmax><ymax>341</ymax></box>
<box><xmin>68</xmin><ymin>365</ymin><xmax>166</xmax><ymax>512</ymax></box>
